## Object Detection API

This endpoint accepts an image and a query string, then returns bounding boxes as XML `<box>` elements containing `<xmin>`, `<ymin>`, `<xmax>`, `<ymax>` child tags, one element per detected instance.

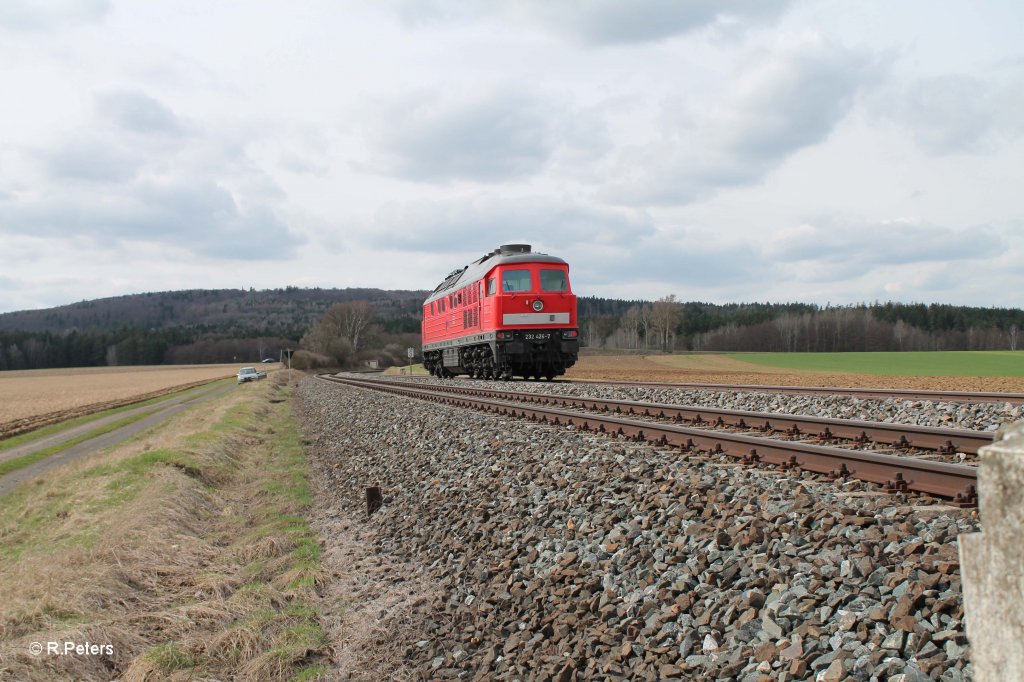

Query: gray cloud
<box><xmin>517</xmin><ymin>0</ymin><xmax>795</xmax><ymax>46</ymax></box>
<box><xmin>32</xmin><ymin>92</ymin><xmax>185</xmax><ymax>183</ymax></box>
<box><xmin>40</xmin><ymin>137</ymin><xmax>142</xmax><ymax>182</ymax></box>
<box><xmin>887</xmin><ymin>73</ymin><xmax>1024</xmax><ymax>155</ymax></box>
<box><xmin>573</xmin><ymin>238</ymin><xmax>769</xmax><ymax>292</ymax></box>
<box><xmin>0</xmin><ymin>0</ymin><xmax>110</xmax><ymax>31</ymax></box>
<box><xmin>0</xmin><ymin>179</ymin><xmax>301</xmax><ymax>260</ymax></box>
<box><xmin>609</xmin><ymin>40</ymin><xmax>881</xmax><ymax>205</ymax></box>
<box><xmin>366</xmin><ymin>88</ymin><xmax>558</xmax><ymax>183</ymax></box>
<box><xmin>387</xmin><ymin>0</ymin><xmax>795</xmax><ymax>45</ymax></box>
<box><xmin>95</xmin><ymin>90</ymin><xmax>186</xmax><ymax>137</ymax></box>
<box><xmin>766</xmin><ymin>220</ymin><xmax>1004</xmax><ymax>272</ymax></box>
<box><xmin>371</xmin><ymin>195</ymin><xmax>654</xmax><ymax>252</ymax></box>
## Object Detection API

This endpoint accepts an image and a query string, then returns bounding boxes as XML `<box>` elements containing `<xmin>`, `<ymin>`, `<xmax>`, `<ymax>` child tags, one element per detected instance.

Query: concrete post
<box><xmin>959</xmin><ymin>419</ymin><xmax>1024</xmax><ymax>681</ymax></box>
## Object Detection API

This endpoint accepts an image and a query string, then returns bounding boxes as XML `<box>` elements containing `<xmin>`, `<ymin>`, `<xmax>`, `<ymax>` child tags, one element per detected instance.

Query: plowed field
<box><xmin>564</xmin><ymin>354</ymin><xmax>1024</xmax><ymax>393</ymax></box>
<box><xmin>0</xmin><ymin>365</ymin><xmax>245</xmax><ymax>438</ymax></box>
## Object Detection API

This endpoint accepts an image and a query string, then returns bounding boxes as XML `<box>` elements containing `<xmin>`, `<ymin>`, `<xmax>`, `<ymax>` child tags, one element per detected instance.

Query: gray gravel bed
<box><xmin>369</xmin><ymin>375</ymin><xmax>1020</xmax><ymax>432</ymax></box>
<box><xmin>299</xmin><ymin>377</ymin><xmax>977</xmax><ymax>681</ymax></box>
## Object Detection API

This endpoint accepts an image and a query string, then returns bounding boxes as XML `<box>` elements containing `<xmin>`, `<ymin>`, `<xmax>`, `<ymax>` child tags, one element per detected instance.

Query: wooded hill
<box><xmin>0</xmin><ymin>288</ymin><xmax>1020</xmax><ymax>371</ymax></box>
<box><xmin>0</xmin><ymin>287</ymin><xmax>427</xmax><ymax>370</ymax></box>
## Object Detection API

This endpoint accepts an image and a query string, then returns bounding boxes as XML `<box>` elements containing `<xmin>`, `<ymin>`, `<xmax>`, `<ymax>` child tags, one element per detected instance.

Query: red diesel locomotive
<box><xmin>422</xmin><ymin>244</ymin><xmax>579</xmax><ymax>380</ymax></box>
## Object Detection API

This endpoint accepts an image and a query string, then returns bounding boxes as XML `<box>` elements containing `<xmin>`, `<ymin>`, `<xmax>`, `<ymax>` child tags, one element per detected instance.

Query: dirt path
<box><xmin>0</xmin><ymin>382</ymin><xmax>237</xmax><ymax>497</ymax></box>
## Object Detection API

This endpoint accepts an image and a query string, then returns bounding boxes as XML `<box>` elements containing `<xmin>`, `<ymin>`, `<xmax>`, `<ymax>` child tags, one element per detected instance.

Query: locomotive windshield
<box><xmin>502</xmin><ymin>269</ymin><xmax>532</xmax><ymax>292</ymax></box>
<box><xmin>540</xmin><ymin>269</ymin><xmax>568</xmax><ymax>292</ymax></box>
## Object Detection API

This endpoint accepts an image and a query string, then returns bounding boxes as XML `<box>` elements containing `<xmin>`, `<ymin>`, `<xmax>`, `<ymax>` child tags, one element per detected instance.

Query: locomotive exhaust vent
<box><xmin>499</xmin><ymin>244</ymin><xmax>531</xmax><ymax>254</ymax></box>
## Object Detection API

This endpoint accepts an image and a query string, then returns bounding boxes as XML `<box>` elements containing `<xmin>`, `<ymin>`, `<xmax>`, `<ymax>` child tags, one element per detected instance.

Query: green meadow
<box><xmin>731</xmin><ymin>351</ymin><xmax>1024</xmax><ymax>377</ymax></box>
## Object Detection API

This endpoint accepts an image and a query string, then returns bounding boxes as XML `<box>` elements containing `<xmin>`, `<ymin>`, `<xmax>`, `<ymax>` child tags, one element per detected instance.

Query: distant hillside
<box><xmin>0</xmin><ymin>287</ymin><xmax>429</xmax><ymax>370</ymax></box>
<box><xmin>1</xmin><ymin>288</ymin><xmax>1020</xmax><ymax>371</ymax></box>
<box><xmin>0</xmin><ymin>287</ymin><xmax>429</xmax><ymax>337</ymax></box>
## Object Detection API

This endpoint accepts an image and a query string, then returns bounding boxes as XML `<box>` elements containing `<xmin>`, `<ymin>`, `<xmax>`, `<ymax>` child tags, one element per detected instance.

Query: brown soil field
<box><xmin>0</xmin><ymin>364</ymin><xmax>257</xmax><ymax>433</ymax></box>
<box><xmin>564</xmin><ymin>354</ymin><xmax>1024</xmax><ymax>393</ymax></box>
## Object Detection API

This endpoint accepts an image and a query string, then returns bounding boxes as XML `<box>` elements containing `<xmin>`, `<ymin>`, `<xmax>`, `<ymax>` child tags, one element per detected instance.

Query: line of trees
<box><xmin>577</xmin><ymin>298</ymin><xmax>1023</xmax><ymax>352</ymax></box>
<box><xmin>3</xmin><ymin>291</ymin><xmax>1021</xmax><ymax>372</ymax></box>
<box><xmin>0</xmin><ymin>327</ymin><xmax>297</xmax><ymax>371</ymax></box>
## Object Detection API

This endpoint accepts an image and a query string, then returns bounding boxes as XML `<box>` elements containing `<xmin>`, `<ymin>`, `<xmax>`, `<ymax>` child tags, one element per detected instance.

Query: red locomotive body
<box><xmin>421</xmin><ymin>244</ymin><xmax>579</xmax><ymax>380</ymax></box>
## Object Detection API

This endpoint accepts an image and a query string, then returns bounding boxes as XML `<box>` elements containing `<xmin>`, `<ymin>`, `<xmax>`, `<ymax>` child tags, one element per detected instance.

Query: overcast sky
<box><xmin>1</xmin><ymin>0</ymin><xmax>1022</xmax><ymax>314</ymax></box>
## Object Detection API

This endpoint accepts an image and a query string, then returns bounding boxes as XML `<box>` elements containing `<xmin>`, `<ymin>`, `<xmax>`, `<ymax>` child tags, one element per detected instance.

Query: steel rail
<box><xmin>360</xmin><ymin>378</ymin><xmax>992</xmax><ymax>455</ymax></box>
<box><xmin>561</xmin><ymin>379</ymin><xmax>1024</xmax><ymax>404</ymax></box>
<box><xmin>317</xmin><ymin>375</ymin><xmax>979</xmax><ymax>504</ymax></box>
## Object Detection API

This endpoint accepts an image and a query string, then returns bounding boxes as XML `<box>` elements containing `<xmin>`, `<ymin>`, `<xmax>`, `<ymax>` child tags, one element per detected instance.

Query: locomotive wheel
<box><xmin>545</xmin><ymin>372</ymin><xmax>555</xmax><ymax>381</ymax></box>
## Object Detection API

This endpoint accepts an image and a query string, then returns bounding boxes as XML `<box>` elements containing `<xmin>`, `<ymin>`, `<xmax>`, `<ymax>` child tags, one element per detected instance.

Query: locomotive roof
<box><xmin>424</xmin><ymin>246</ymin><xmax>567</xmax><ymax>304</ymax></box>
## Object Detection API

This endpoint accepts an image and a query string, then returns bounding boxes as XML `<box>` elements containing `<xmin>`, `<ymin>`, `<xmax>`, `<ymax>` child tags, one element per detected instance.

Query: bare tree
<box><xmin>303</xmin><ymin>301</ymin><xmax>375</xmax><ymax>364</ymax></box>
<box><xmin>1010</xmin><ymin>324</ymin><xmax>1019</xmax><ymax>351</ymax></box>
<box><xmin>639</xmin><ymin>304</ymin><xmax>654</xmax><ymax>349</ymax></box>
<box><xmin>619</xmin><ymin>306</ymin><xmax>642</xmax><ymax>350</ymax></box>
<box><xmin>649</xmin><ymin>295</ymin><xmax>683</xmax><ymax>351</ymax></box>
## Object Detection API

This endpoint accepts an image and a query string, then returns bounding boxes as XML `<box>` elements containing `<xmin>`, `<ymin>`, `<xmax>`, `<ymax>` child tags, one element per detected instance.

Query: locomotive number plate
<box><xmin>522</xmin><ymin>332</ymin><xmax>550</xmax><ymax>341</ymax></box>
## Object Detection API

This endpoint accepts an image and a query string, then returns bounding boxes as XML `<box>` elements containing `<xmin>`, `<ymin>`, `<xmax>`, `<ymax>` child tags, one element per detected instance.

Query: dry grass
<box><xmin>307</xmin><ymin>512</ymin><xmax>438</xmax><ymax>682</ymax></box>
<box><xmin>567</xmin><ymin>353</ymin><xmax>1024</xmax><ymax>392</ymax></box>
<box><xmin>0</xmin><ymin>363</ymin><xmax>257</xmax><ymax>425</ymax></box>
<box><xmin>0</xmin><ymin>373</ymin><xmax>329</xmax><ymax>682</ymax></box>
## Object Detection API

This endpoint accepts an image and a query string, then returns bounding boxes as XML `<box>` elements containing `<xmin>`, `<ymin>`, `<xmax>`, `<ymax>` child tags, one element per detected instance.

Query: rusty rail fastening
<box><xmin>367</xmin><ymin>378</ymin><xmax>992</xmax><ymax>456</ymax></box>
<box><xmin>318</xmin><ymin>375</ymin><xmax>979</xmax><ymax>506</ymax></box>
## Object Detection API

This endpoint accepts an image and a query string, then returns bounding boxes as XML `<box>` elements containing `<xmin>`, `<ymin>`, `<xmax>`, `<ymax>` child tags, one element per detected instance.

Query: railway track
<box><xmin>564</xmin><ymin>378</ymin><xmax>1024</xmax><ymax>404</ymax></box>
<box><xmin>356</xmin><ymin>377</ymin><xmax>992</xmax><ymax>457</ymax></box>
<box><xmin>317</xmin><ymin>374</ymin><xmax>980</xmax><ymax>505</ymax></box>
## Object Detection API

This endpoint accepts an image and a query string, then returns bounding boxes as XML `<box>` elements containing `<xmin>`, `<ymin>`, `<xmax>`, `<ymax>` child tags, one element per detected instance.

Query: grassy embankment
<box><xmin>0</xmin><ymin>381</ymin><xmax>232</xmax><ymax>479</ymax></box>
<box><xmin>0</xmin><ymin>374</ymin><xmax>329</xmax><ymax>681</ymax></box>
<box><xmin>731</xmin><ymin>351</ymin><xmax>1024</xmax><ymax>377</ymax></box>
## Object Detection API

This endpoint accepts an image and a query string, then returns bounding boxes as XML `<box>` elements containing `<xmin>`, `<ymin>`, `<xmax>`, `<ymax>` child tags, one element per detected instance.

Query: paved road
<box><xmin>0</xmin><ymin>382</ymin><xmax>237</xmax><ymax>497</ymax></box>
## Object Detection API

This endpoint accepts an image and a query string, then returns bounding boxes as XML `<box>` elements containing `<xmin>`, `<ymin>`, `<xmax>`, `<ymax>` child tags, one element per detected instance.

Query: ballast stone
<box><xmin>297</xmin><ymin>377</ymin><xmax>980</xmax><ymax>681</ymax></box>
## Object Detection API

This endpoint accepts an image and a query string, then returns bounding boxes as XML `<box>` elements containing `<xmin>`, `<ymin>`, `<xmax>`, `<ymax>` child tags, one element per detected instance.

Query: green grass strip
<box><xmin>0</xmin><ymin>379</ymin><xmax>231</xmax><ymax>453</ymax></box>
<box><xmin>0</xmin><ymin>410</ymin><xmax>163</xmax><ymax>478</ymax></box>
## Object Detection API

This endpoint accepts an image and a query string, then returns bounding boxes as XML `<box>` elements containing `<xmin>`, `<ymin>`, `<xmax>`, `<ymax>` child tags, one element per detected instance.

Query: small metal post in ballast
<box><xmin>366</xmin><ymin>485</ymin><xmax>383</xmax><ymax>517</ymax></box>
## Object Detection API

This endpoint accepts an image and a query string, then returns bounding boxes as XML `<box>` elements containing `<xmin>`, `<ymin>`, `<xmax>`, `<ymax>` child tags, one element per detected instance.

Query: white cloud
<box><xmin>95</xmin><ymin>90</ymin><xmax>187</xmax><ymax>137</ymax></box>
<box><xmin>885</xmin><ymin>71</ymin><xmax>1024</xmax><ymax>155</ymax></box>
<box><xmin>386</xmin><ymin>0</ymin><xmax>797</xmax><ymax>45</ymax></box>
<box><xmin>363</xmin><ymin>87</ymin><xmax>561</xmax><ymax>183</ymax></box>
<box><xmin>606</xmin><ymin>37</ymin><xmax>882</xmax><ymax>205</ymax></box>
<box><xmin>764</xmin><ymin>219</ymin><xmax>1003</xmax><ymax>267</ymax></box>
<box><xmin>0</xmin><ymin>0</ymin><xmax>110</xmax><ymax>31</ymax></box>
<box><xmin>371</xmin><ymin>194</ymin><xmax>654</xmax><ymax>252</ymax></box>
<box><xmin>0</xmin><ymin>1</ymin><xmax>1021</xmax><ymax>312</ymax></box>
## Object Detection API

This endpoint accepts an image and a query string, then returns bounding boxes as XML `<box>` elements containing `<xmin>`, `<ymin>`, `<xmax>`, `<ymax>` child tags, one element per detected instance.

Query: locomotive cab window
<box><xmin>502</xmin><ymin>269</ymin><xmax>532</xmax><ymax>293</ymax></box>
<box><xmin>540</xmin><ymin>269</ymin><xmax>568</xmax><ymax>292</ymax></box>
<box><xmin>487</xmin><ymin>279</ymin><xmax>496</xmax><ymax>296</ymax></box>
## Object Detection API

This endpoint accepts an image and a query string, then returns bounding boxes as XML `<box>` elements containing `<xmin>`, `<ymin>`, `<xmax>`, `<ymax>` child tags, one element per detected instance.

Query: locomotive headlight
<box><xmin>532</xmin><ymin>300</ymin><xmax>544</xmax><ymax>312</ymax></box>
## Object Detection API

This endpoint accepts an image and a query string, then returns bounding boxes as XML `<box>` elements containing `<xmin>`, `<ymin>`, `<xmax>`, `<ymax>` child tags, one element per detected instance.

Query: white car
<box><xmin>237</xmin><ymin>367</ymin><xmax>266</xmax><ymax>383</ymax></box>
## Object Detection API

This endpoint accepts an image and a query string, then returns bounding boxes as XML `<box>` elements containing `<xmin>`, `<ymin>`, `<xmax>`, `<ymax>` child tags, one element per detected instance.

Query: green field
<box><xmin>731</xmin><ymin>351</ymin><xmax>1024</xmax><ymax>377</ymax></box>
